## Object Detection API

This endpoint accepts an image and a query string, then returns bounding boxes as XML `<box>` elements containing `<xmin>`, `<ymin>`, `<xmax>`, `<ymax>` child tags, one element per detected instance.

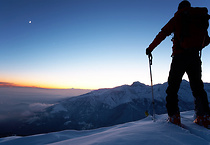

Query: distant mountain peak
<box><xmin>131</xmin><ymin>81</ymin><xmax>145</xmax><ymax>87</ymax></box>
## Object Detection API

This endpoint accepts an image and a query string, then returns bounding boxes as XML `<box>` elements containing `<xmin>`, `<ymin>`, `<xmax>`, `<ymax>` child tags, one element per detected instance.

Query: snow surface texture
<box><xmin>0</xmin><ymin>111</ymin><xmax>209</xmax><ymax>145</ymax></box>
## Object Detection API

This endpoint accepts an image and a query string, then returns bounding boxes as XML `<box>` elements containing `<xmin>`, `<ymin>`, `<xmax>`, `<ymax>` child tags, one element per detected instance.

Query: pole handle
<box><xmin>148</xmin><ymin>53</ymin><xmax>153</xmax><ymax>65</ymax></box>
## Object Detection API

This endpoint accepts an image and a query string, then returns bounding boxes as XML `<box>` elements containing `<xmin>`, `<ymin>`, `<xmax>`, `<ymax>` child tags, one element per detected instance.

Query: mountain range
<box><xmin>1</xmin><ymin>80</ymin><xmax>210</xmax><ymax>137</ymax></box>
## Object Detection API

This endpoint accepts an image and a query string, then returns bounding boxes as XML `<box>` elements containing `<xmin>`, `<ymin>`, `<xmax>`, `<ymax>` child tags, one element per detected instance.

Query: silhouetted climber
<box><xmin>146</xmin><ymin>0</ymin><xmax>210</xmax><ymax>128</ymax></box>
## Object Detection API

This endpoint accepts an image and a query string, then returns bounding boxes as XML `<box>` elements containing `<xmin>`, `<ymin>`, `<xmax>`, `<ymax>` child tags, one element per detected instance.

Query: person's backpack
<box><xmin>175</xmin><ymin>7</ymin><xmax>210</xmax><ymax>51</ymax></box>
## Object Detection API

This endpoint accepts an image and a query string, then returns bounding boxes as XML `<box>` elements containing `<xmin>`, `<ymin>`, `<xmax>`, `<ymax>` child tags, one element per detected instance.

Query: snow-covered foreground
<box><xmin>0</xmin><ymin>111</ymin><xmax>209</xmax><ymax>145</ymax></box>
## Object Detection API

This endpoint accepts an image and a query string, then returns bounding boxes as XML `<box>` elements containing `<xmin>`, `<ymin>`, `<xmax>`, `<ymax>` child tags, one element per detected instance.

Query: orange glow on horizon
<box><xmin>0</xmin><ymin>81</ymin><xmax>93</xmax><ymax>90</ymax></box>
<box><xmin>0</xmin><ymin>80</ymin><xmax>130</xmax><ymax>90</ymax></box>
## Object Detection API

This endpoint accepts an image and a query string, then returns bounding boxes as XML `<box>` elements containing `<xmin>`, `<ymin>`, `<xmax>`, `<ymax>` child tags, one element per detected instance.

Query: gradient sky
<box><xmin>1</xmin><ymin>0</ymin><xmax>210</xmax><ymax>89</ymax></box>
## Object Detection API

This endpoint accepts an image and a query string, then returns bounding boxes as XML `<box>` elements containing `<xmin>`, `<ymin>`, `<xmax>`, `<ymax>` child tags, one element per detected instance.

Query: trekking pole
<box><xmin>148</xmin><ymin>53</ymin><xmax>155</xmax><ymax>122</ymax></box>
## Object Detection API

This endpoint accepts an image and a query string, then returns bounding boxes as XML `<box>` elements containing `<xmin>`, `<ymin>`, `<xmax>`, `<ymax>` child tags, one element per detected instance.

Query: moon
<box><xmin>29</xmin><ymin>21</ymin><xmax>32</xmax><ymax>24</ymax></box>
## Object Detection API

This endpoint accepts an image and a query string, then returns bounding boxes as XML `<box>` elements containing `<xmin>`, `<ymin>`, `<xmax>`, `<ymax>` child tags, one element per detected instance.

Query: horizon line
<box><xmin>0</xmin><ymin>80</ymin><xmax>198</xmax><ymax>90</ymax></box>
<box><xmin>0</xmin><ymin>82</ymin><xmax>94</xmax><ymax>90</ymax></box>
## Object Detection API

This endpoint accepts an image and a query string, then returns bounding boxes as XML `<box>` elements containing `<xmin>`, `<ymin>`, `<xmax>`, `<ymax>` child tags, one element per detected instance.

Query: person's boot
<box><xmin>194</xmin><ymin>115</ymin><xmax>210</xmax><ymax>128</ymax></box>
<box><xmin>168</xmin><ymin>114</ymin><xmax>181</xmax><ymax>126</ymax></box>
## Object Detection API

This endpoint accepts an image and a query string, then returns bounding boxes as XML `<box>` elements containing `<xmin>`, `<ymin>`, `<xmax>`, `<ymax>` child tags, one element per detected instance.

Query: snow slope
<box><xmin>0</xmin><ymin>111</ymin><xmax>209</xmax><ymax>145</ymax></box>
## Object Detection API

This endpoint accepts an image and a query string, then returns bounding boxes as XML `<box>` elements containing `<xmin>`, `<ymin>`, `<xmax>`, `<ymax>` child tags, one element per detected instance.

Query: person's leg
<box><xmin>166</xmin><ymin>54</ymin><xmax>186</xmax><ymax>117</ymax></box>
<box><xmin>186</xmin><ymin>54</ymin><xmax>210</xmax><ymax>116</ymax></box>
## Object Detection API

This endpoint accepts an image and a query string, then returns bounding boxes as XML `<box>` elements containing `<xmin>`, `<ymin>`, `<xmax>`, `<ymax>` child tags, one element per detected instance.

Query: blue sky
<box><xmin>1</xmin><ymin>0</ymin><xmax>210</xmax><ymax>89</ymax></box>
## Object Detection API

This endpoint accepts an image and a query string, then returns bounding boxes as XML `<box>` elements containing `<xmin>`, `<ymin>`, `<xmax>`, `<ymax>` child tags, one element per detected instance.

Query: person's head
<box><xmin>178</xmin><ymin>0</ymin><xmax>191</xmax><ymax>10</ymax></box>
